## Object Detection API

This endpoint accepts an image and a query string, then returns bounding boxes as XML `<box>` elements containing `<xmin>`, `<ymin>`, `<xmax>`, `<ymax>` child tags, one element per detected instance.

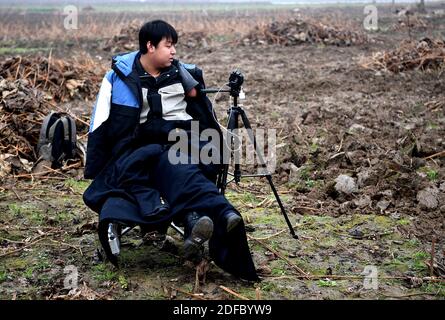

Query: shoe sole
<box><xmin>183</xmin><ymin>216</ymin><xmax>213</xmax><ymax>261</ymax></box>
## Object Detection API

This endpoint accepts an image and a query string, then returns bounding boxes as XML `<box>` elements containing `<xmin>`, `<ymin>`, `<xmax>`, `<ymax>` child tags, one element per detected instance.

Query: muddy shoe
<box><xmin>183</xmin><ymin>212</ymin><xmax>213</xmax><ymax>262</ymax></box>
<box><xmin>222</xmin><ymin>211</ymin><xmax>242</xmax><ymax>233</ymax></box>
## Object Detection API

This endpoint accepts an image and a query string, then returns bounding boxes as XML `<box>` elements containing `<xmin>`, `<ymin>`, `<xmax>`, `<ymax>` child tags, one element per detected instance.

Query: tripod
<box><xmin>202</xmin><ymin>71</ymin><xmax>298</xmax><ymax>239</ymax></box>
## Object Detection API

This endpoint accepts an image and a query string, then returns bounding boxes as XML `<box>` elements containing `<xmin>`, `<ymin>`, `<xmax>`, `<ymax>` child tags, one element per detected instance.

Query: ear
<box><xmin>147</xmin><ymin>41</ymin><xmax>155</xmax><ymax>53</ymax></box>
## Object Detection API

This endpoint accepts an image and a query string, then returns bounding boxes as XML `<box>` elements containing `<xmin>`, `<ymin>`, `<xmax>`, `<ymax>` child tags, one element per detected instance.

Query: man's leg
<box><xmin>149</xmin><ymin>150</ymin><xmax>242</xmax><ymax>260</ymax></box>
<box><xmin>150</xmin><ymin>149</ymin><xmax>241</xmax><ymax>230</ymax></box>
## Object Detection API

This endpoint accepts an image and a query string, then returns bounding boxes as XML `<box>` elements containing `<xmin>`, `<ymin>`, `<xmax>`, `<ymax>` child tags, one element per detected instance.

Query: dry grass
<box><xmin>0</xmin><ymin>10</ymin><xmax>299</xmax><ymax>42</ymax></box>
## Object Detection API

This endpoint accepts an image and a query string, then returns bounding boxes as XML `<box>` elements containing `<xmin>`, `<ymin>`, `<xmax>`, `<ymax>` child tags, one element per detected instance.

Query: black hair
<box><xmin>139</xmin><ymin>20</ymin><xmax>178</xmax><ymax>54</ymax></box>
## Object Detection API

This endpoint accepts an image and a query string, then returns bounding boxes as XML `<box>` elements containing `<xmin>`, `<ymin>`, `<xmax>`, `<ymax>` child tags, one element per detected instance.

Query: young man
<box><xmin>83</xmin><ymin>20</ymin><xmax>258</xmax><ymax>281</ymax></box>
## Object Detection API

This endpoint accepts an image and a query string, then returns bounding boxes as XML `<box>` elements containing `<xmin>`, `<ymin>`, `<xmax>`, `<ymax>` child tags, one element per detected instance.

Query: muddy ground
<box><xmin>0</xmin><ymin>3</ymin><xmax>445</xmax><ymax>300</ymax></box>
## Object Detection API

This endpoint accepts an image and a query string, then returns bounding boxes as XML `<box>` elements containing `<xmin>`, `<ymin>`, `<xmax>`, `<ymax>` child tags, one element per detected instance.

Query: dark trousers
<box><xmin>84</xmin><ymin>143</ymin><xmax>258</xmax><ymax>281</ymax></box>
<box><xmin>85</xmin><ymin>143</ymin><xmax>234</xmax><ymax>227</ymax></box>
<box><xmin>149</xmin><ymin>148</ymin><xmax>235</xmax><ymax>224</ymax></box>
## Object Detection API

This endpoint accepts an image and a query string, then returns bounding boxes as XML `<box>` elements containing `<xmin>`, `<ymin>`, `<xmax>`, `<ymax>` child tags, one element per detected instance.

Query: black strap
<box><xmin>48</xmin><ymin>118</ymin><xmax>61</xmax><ymax>142</ymax></box>
<box><xmin>38</xmin><ymin>111</ymin><xmax>57</xmax><ymax>149</ymax></box>
<box><xmin>59</xmin><ymin>117</ymin><xmax>70</xmax><ymax>142</ymax></box>
<box><xmin>146</xmin><ymin>92</ymin><xmax>163</xmax><ymax>119</ymax></box>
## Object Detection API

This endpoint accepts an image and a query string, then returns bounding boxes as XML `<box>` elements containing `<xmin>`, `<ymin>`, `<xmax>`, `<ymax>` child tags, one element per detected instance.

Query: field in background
<box><xmin>0</xmin><ymin>1</ymin><xmax>384</xmax><ymax>13</ymax></box>
<box><xmin>0</xmin><ymin>1</ymin><xmax>444</xmax><ymax>300</ymax></box>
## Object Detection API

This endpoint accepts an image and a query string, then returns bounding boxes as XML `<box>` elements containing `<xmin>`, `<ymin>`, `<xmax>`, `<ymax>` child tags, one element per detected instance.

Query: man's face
<box><xmin>149</xmin><ymin>37</ymin><xmax>176</xmax><ymax>69</ymax></box>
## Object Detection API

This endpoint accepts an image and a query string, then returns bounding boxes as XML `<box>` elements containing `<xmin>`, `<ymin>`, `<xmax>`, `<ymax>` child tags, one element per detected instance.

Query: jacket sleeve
<box><xmin>84</xmin><ymin>72</ymin><xmax>114</xmax><ymax>179</ymax></box>
<box><xmin>178</xmin><ymin>62</ymin><xmax>200</xmax><ymax>93</ymax></box>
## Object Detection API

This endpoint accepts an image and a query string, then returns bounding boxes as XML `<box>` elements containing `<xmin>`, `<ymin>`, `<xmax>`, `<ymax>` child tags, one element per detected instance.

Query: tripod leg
<box><xmin>239</xmin><ymin>109</ymin><xmax>298</xmax><ymax>239</ymax></box>
<box><xmin>266</xmin><ymin>175</ymin><xmax>298</xmax><ymax>239</ymax></box>
<box><xmin>219</xmin><ymin>107</ymin><xmax>240</xmax><ymax>194</ymax></box>
<box><xmin>238</xmin><ymin>110</ymin><xmax>268</xmax><ymax>169</ymax></box>
<box><xmin>228</xmin><ymin>107</ymin><xmax>242</xmax><ymax>184</ymax></box>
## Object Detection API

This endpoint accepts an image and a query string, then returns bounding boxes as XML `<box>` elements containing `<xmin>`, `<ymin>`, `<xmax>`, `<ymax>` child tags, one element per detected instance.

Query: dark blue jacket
<box><xmin>84</xmin><ymin>51</ymin><xmax>221</xmax><ymax>180</ymax></box>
